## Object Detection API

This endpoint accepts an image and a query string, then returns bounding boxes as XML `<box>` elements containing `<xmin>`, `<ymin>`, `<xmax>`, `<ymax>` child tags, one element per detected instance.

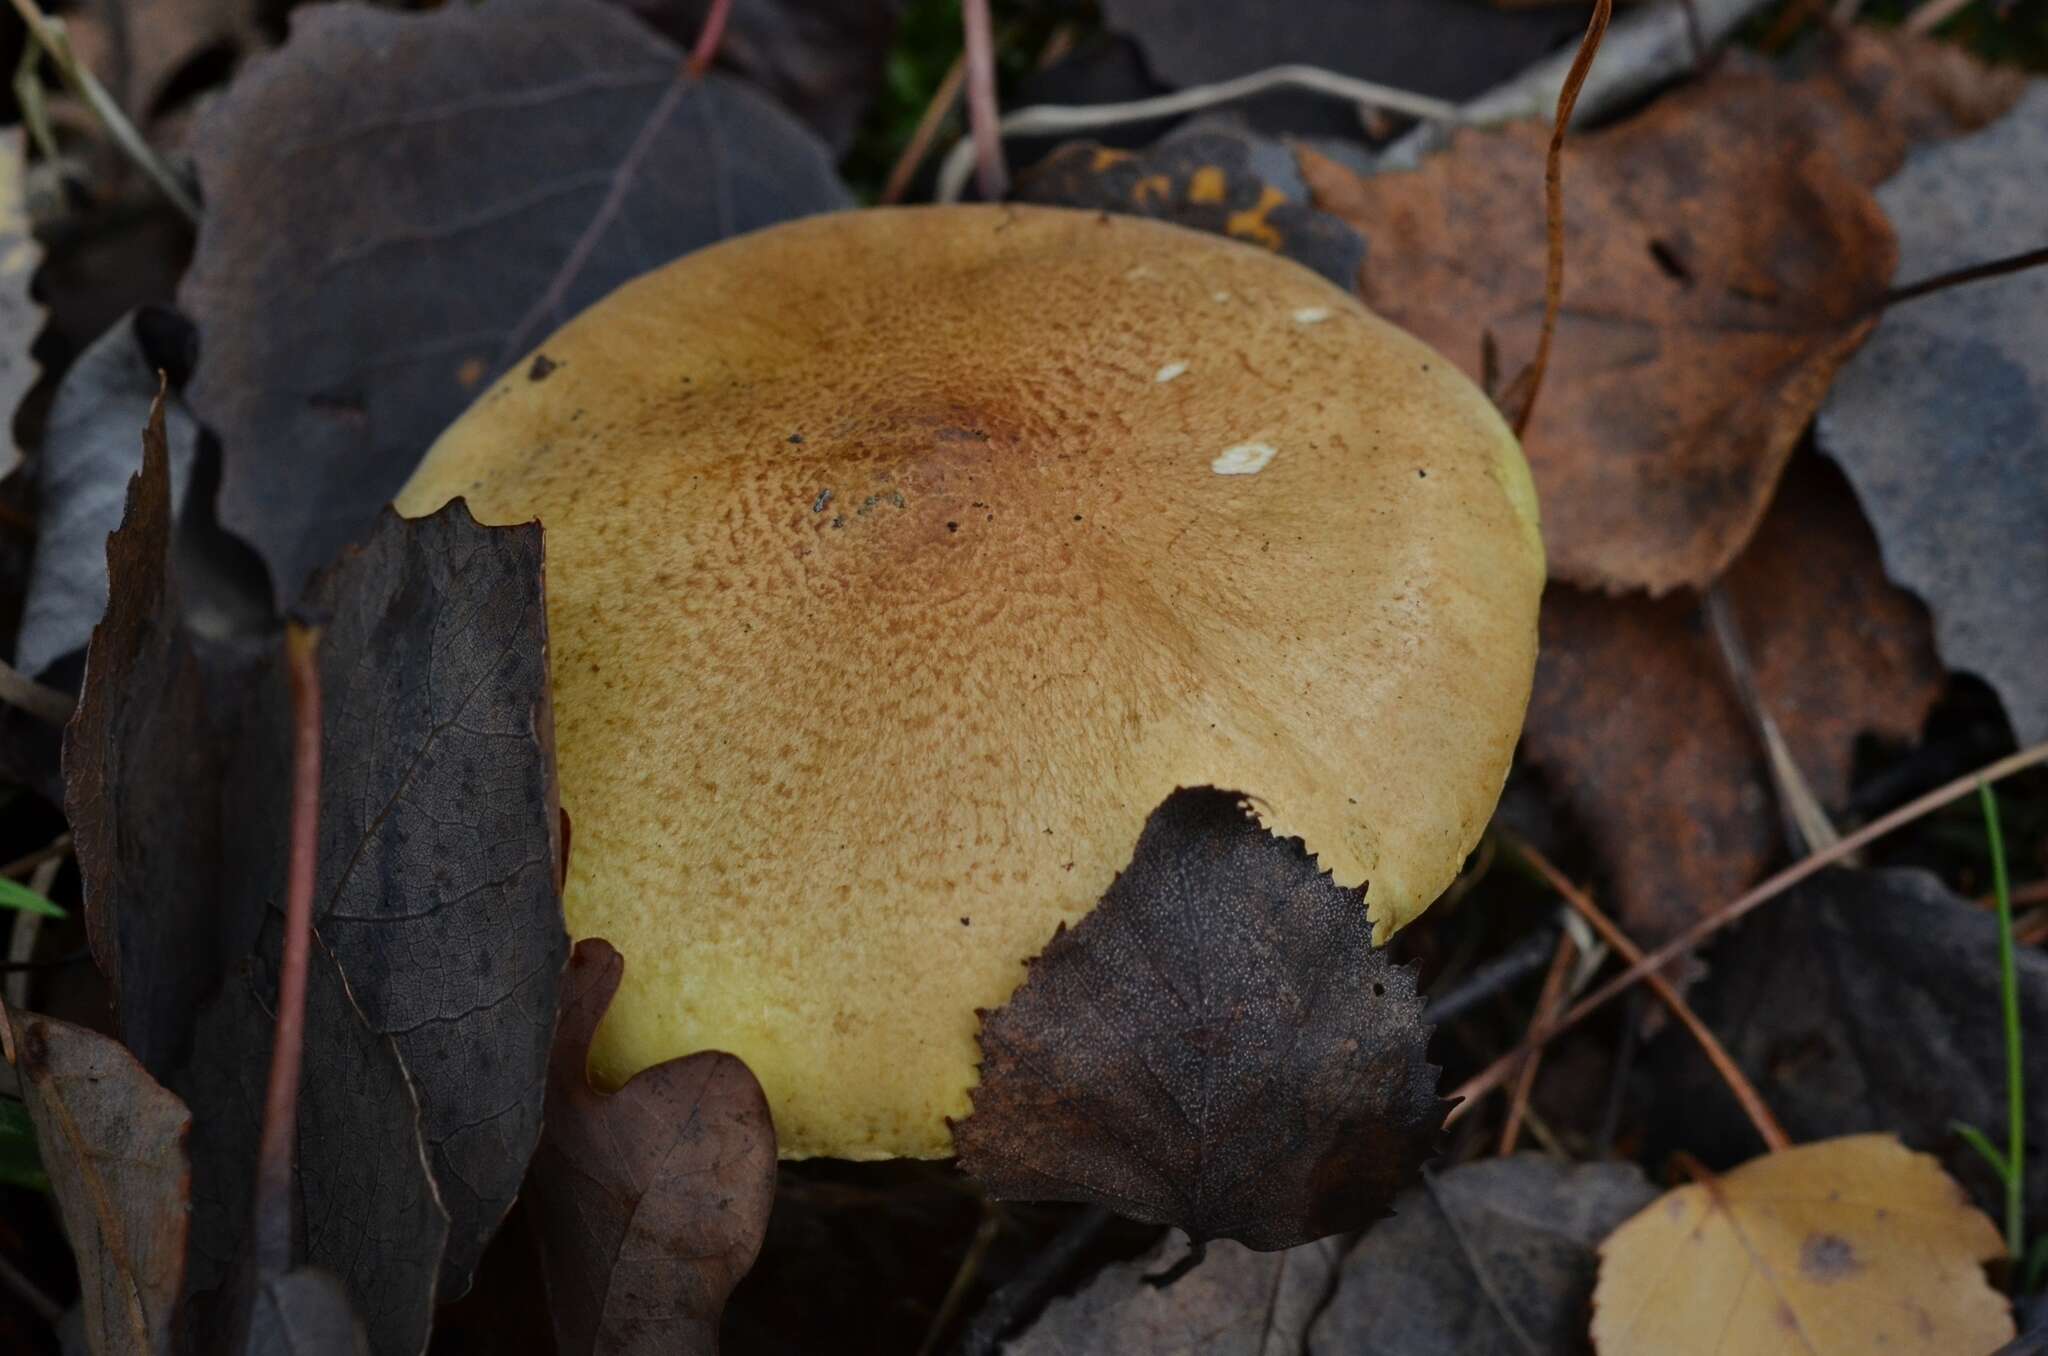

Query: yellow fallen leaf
<box><xmin>1592</xmin><ymin>1134</ymin><xmax>2013</xmax><ymax>1355</ymax></box>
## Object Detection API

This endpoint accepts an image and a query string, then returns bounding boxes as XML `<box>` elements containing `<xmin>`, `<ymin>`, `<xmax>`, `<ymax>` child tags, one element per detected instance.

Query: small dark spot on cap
<box><xmin>831</xmin><ymin>516</ymin><xmax>845</xmax><ymax>529</ymax></box>
<box><xmin>1073</xmin><ymin>514</ymin><xmax>1083</xmax><ymax>522</ymax></box>
<box><xmin>1798</xmin><ymin>1233</ymin><xmax>1859</xmax><ymax>1282</ymax></box>
<box><xmin>527</xmin><ymin>353</ymin><xmax>558</xmax><ymax>382</ymax></box>
<box><xmin>1372</xmin><ymin>982</ymin><xmax>1385</xmax><ymax>997</ymax></box>
<box><xmin>813</xmin><ymin>489</ymin><xmax>834</xmax><ymax>513</ymax></box>
<box><xmin>788</xmin><ymin>433</ymin><xmax>804</xmax><ymax>444</ymax></box>
<box><xmin>1417</xmin><ymin>468</ymin><xmax>1428</xmax><ymax>478</ymax></box>
<box><xmin>960</xmin><ymin>917</ymin><xmax>971</xmax><ymax>926</ymax></box>
<box><xmin>947</xmin><ymin>522</ymin><xmax>958</xmax><ymax>532</ymax></box>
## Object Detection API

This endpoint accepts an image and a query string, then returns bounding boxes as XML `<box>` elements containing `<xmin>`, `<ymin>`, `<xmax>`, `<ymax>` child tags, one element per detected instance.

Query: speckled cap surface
<box><xmin>397</xmin><ymin>204</ymin><xmax>1544</xmax><ymax>1158</ymax></box>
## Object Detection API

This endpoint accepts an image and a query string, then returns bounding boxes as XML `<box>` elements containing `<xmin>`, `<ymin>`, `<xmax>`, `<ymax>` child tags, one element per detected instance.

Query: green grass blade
<box><xmin>0</xmin><ymin>876</ymin><xmax>64</xmax><ymax>918</ymax></box>
<box><xmin>0</xmin><ymin>1098</ymin><xmax>47</xmax><ymax>1193</ymax></box>
<box><xmin>1951</xmin><ymin>1120</ymin><xmax>2014</xmax><ymax>1186</ymax></box>
<box><xmin>1981</xmin><ymin>780</ymin><xmax>2024</xmax><ymax>1263</ymax></box>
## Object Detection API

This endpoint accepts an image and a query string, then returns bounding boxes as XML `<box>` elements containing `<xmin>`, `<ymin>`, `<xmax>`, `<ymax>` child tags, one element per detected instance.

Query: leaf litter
<box><xmin>4</xmin><ymin>3</ymin><xmax>2048</xmax><ymax>1354</ymax></box>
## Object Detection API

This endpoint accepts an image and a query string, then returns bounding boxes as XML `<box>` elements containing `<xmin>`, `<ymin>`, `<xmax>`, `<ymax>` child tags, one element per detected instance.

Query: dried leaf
<box><xmin>1652</xmin><ymin>867</ymin><xmax>2048</xmax><ymax>1239</ymax></box>
<box><xmin>1103</xmin><ymin>0</ymin><xmax>1589</xmax><ymax>105</ymax></box>
<box><xmin>264</xmin><ymin>503</ymin><xmax>566</xmax><ymax>1299</ymax></box>
<box><xmin>17</xmin><ymin>308</ymin><xmax>202</xmax><ymax>680</ymax></box>
<box><xmin>954</xmin><ymin>788</ymin><xmax>1441</xmax><ymax>1251</ymax></box>
<box><xmin>0</xmin><ymin>128</ymin><xmax>43</xmax><ymax>482</ymax></box>
<box><xmin>1818</xmin><ymin>83</ymin><xmax>2048</xmax><ymax>745</ymax></box>
<box><xmin>242</xmin><ymin>1269</ymin><xmax>370</xmax><ymax>1356</ymax></box>
<box><xmin>1308</xmin><ymin>1156</ymin><xmax>1653</xmax><ymax>1355</ymax></box>
<box><xmin>176</xmin><ymin>941</ymin><xmax>448</xmax><ymax>1356</ymax></box>
<box><xmin>63</xmin><ymin>392</ymin><xmax>227</xmax><ymax>1081</ymax></box>
<box><xmin>1014</xmin><ymin>124</ymin><xmax>1366</xmax><ymax>288</ymax></box>
<box><xmin>180</xmin><ymin>0</ymin><xmax>852</xmax><ymax>601</ymax></box>
<box><xmin>1006</xmin><ymin>1233</ymin><xmax>1343</xmax><ymax>1356</ymax></box>
<box><xmin>0</xmin><ymin>1002</ymin><xmax>190</xmax><ymax>1356</ymax></box>
<box><xmin>527</xmin><ymin>940</ymin><xmax>776</xmax><ymax>1356</ymax></box>
<box><xmin>1304</xmin><ymin>61</ymin><xmax>1896</xmax><ymax>592</ymax></box>
<box><xmin>1592</xmin><ymin>1135</ymin><xmax>2013</xmax><ymax>1354</ymax></box>
<box><xmin>1522</xmin><ymin>456</ymin><xmax>1943</xmax><ymax>946</ymax></box>
<box><xmin>66</xmin><ymin>0</ymin><xmax>264</xmax><ymax>126</ymax></box>
<box><xmin>603</xmin><ymin>0</ymin><xmax>903</xmax><ymax>153</ymax></box>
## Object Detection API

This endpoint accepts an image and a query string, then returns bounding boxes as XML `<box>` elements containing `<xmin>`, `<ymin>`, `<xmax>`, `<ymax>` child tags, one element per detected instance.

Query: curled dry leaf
<box><xmin>180</xmin><ymin>0</ymin><xmax>852</xmax><ymax>602</ymax></box>
<box><xmin>0</xmin><ymin>128</ymin><xmax>41</xmax><ymax>482</ymax></box>
<box><xmin>1005</xmin><ymin>1233</ymin><xmax>1344</xmax><ymax>1356</ymax></box>
<box><xmin>1310</xmin><ymin>1156</ymin><xmax>1658</xmax><ymax>1356</ymax></box>
<box><xmin>1015</xmin><ymin>124</ymin><xmax>1366</xmax><ymax>288</ymax></box>
<box><xmin>1303</xmin><ymin>56</ymin><xmax>1897</xmax><ymax>593</ymax></box>
<box><xmin>527</xmin><ymin>939</ymin><xmax>777</xmax><ymax>1356</ymax></box>
<box><xmin>1653</xmin><ymin>867</ymin><xmax>2048</xmax><ymax>1237</ymax></box>
<box><xmin>1521</xmin><ymin>456</ymin><xmax>1944</xmax><ymax>946</ymax></box>
<box><xmin>176</xmin><ymin>943</ymin><xmax>447</xmax><ymax>1356</ymax></box>
<box><xmin>1818</xmin><ymin>83</ymin><xmax>2048</xmax><ymax>745</ymax></box>
<box><xmin>954</xmin><ymin>788</ymin><xmax>1442</xmax><ymax>1252</ymax></box>
<box><xmin>0</xmin><ymin>1002</ymin><xmax>190</xmax><ymax>1356</ymax></box>
<box><xmin>1592</xmin><ymin>1135</ymin><xmax>2012</xmax><ymax>1354</ymax></box>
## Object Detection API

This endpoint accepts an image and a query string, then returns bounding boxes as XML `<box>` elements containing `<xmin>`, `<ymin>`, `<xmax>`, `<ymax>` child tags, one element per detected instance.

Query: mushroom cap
<box><xmin>397</xmin><ymin>204</ymin><xmax>1543</xmax><ymax>1159</ymax></box>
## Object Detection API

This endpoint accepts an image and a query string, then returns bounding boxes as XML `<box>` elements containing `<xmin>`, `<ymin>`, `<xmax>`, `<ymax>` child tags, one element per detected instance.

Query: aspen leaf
<box><xmin>1592</xmin><ymin>1135</ymin><xmax>2013</xmax><ymax>1355</ymax></box>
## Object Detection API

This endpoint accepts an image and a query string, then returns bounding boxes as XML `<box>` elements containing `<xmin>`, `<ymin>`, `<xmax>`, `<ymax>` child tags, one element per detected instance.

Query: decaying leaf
<box><xmin>180</xmin><ymin>0</ymin><xmax>852</xmax><ymax>602</ymax></box>
<box><xmin>1006</xmin><ymin>1233</ymin><xmax>1344</xmax><ymax>1356</ymax></box>
<box><xmin>1592</xmin><ymin>1135</ymin><xmax>2012</xmax><ymax>1354</ymax></box>
<box><xmin>1652</xmin><ymin>867</ymin><xmax>2048</xmax><ymax>1237</ymax></box>
<box><xmin>0</xmin><ymin>1002</ymin><xmax>191</xmax><ymax>1356</ymax></box>
<box><xmin>17</xmin><ymin>308</ymin><xmax>202</xmax><ymax>680</ymax></box>
<box><xmin>1304</xmin><ymin>58</ymin><xmax>1896</xmax><ymax>593</ymax></box>
<box><xmin>1015</xmin><ymin>123</ymin><xmax>1366</xmax><ymax>287</ymax></box>
<box><xmin>527</xmin><ymin>939</ymin><xmax>776</xmax><ymax>1356</ymax></box>
<box><xmin>0</xmin><ymin>128</ymin><xmax>42</xmax><ymax>483</ymax></box>
<box><xmin>64</xmin><ymin>392</ymin><xmax>228</xmax><ymax>1082</ymax></box>
<box><xmin>176</xmin><ymin>942</ymin><xmax>448</xmax><ymax>1356</ymax></box>
<box><xmin>954</xmin><ymin>787</ymin><xmax>1441</xmax><ymax>1251</ymax></box>
<box><xmin>1522</xmin><ymin>456</ymin><xmax>1943</xmax><ymax>946</ymax></box>
<box><xmin>604</xmin><ymin>0</ymin><xmax>903</xmax><ymax>153</ymax></box>
<box><xmin>1310</xmin><ymin>1156</ymin><xmax>1658</xmax><ymax>1356</ymax></box>
<box><xmin>1818</xmin><ymin>83</ymin><xmax>2048</xmax><ymax>745</ymax></box>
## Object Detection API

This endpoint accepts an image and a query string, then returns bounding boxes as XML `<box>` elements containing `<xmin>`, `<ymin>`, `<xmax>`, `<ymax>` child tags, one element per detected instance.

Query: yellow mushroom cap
<box><xmin>397</xmin><ymin>204</ymin><xmax>1543</xmax><ymax>1159</ymax></box>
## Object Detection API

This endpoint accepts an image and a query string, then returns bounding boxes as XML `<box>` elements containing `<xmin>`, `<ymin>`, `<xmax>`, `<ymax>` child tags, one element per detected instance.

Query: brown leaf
<box><xmin>953</xmin><ymin>788</ymin><xmax>1441</xmax><ymax>1251</ymax></box>
<box><xmin>526</xmin><ymin>940</ymin><xmax>777</xmax><ymax>1356</ymax></box>
<box><xmin>1304</xmin><ymin>57</ymin><xmax>1897</xmax><ymax>593</ymax></box>
<box><xmin>1521</xmin><ymin>456</ymin><xmax>1943</xmax><ymax>946</ymax></box>
<box><xmin>66</xmin><ymin>0</ymin><xmax>264</xmax><ymax>128</ymax></box>
<box><xmin>0</xmin><ymin>1002</ymin><xmax>190</xmax><ymax>1356</ymax></box>
<box><xmin>63</xmin><ymin>390</ymin><xmax>226</xmax><ymax>1082</ymax></box>
<box><xmin>1014</xmin><ymin>125</ymin><xmax>1365</xmax><ymax>287</ymax></box>
<box><xmin>1592</xmin><ymin>1135</ymin><xmax>2013</xmax><ymax>1354</ymax></box>
<box><xmin>180</xmin><ymin>0</ymin><xmax>850</xmax><ymax>603</ymax></box>
<box><xmin>1006</xmin><ymin>1233</ymin><xmax>1344</xmax><ymax>1356</ymax></box>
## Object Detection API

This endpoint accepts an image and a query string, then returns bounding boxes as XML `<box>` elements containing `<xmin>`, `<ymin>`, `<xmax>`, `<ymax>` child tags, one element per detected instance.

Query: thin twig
<box><xmin>1421</xmin><ymin>920</ymin><xmax>1563</xmax><ymax>1027</ymax></box>
<box><xmin>935</xmin><ymin>63</ymin><xmax>1465</xmax><ymax>203</ymax></box>
<box><xmin>5</xmin><ymin>0</ymin><xmax>198</xmax><ymax>220</ymax></box>
<box><xmin>916</xmin><ymin>1193</ymin><xmax>1003</xmax><ymax>1356</ymax></box>
<box><xmin>1881</xmin><ymin>244</ymin><xmax>2048</xmax><ymax>310</ymax></box>
<box><xmin>685</xmin><ymin>0</ymin><xmax>733</xmax><ymax>79</ymax></box>
<box><xmin>1492</xmin><ymin>838</ymin><xmax>1793</xmax><ymax>1153</ymax></box>
<box><xmin>1704</xmin><ymin>585</ymin><xmax>1841</xmax><ymax>856</ymax></box>
<box><xmin>1904</xmin><ymin>0</ymin><xmax>1975</xmax><ymax>33</ymax></box>
<box><xmin>1499</xmin><ymin>927</ymin><xmax>1576</xmax><ymax>1155</ymax></box>
<box><xmin>961</xmin><ymin>0</ymin><xmax>1007</xmax><ymax>201</ymax></box>
<box><xmin>0</xmin><ymin>658</ymin><xmax>75</xmax><ymax>728</ymax></box>
<box><xmin>1504</xmin><ymin>0</ymin><xmax>1613</xmax><ymax>438</ymax></box>
<box><xmin>881</xmin><ymin>55</ymin><xmax>965</xmax><ymax>206</ymax></box>
<box><xmin>252</xmin><ymin>623</ymin><xmax>322</xmax><ymax>1276</ymax></box>
<box><xmin>958</xmin><ymin>1205</ymin><xmax>1113</xmax><ymax>1356</ymax></box>
<box><xmin>0</xmin><ymin>1248</ymin><xmax>62</xmax><ymax>1326</ymax></box>
<box><xmin>1448</xmin><ymin>740</ymin><xmax>2048</xmax><ymax>1119</ymax></box>
<box><xmin>2</xmin><ymin>833</ymin><xmax>72</xmax><ymax>882</ymax></box>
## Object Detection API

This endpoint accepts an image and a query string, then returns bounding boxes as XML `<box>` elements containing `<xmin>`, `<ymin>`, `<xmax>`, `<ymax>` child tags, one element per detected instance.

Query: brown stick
<box><xmin>251</xmin><ymin>624</ymin><xmax>323</xmax><ymax>1276</ymax></box>
<box><xmin>685</xmin><ymin>0</ymin><xmax>733</xmax><ymax>79</ymax></box>
<box><xmin>1449</xmin><ymin>740</ymin><xmax>2048</xmax><ymax>1120</ymax></box>
<box><xmin>1498</xmin><ymin>927</ymin><xmax>1576</xmax><ymax>1155</ymax></box>
<box><xmin>1505</xmin><ymin>0</ymin><xmax>1613</xmax><ymax>438</ymax></box>
<box><xmin>1497</xmin><ymin>839</ymin><xmax>1793</xmax><ymax>1153</ymax></box>
<box><xmin>961</xmin><ymin>0</ymin><xmax>1008</xmax><ymax>201</ymax></box>
<box><xmin>881</xmin><ymin>55</ymin><xmax>966</xmax><ymax>206</ymax></box>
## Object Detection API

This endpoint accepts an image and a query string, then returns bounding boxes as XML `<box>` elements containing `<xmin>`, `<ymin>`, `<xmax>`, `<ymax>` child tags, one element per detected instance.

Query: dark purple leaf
<box><xmin>954</xmin><ymin>787</ymin><xmax>1442</xmax><ymax>1251</ymax></box>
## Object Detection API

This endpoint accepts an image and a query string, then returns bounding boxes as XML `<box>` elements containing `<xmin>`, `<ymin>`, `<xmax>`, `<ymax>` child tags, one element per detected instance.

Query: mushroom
<box><xmin>396</xmin><ymin>204</ymin><xmax>1543</xmax><ymax>1159</ymax></box>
